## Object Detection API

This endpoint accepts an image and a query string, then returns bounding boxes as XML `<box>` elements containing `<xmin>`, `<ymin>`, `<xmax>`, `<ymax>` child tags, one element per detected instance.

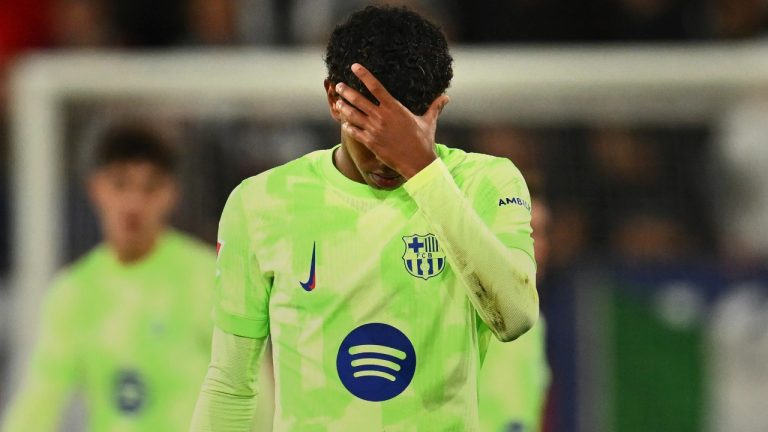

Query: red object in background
<box><xmin>542</xmin><ymin>381</ymin><xmax>559</xmax><ymax>432</ymax></box>
<box><xmin>0</xmin><ymin>0</ymin><xmax>51</xmax><ymax>60</ymax></box>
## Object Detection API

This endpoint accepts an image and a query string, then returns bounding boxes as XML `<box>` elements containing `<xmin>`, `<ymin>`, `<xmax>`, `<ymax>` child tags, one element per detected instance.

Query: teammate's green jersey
<box><xmin>479</xmin><ymin>318</ymin><xmax>550</xmax><ymax>432</ymax></box>
<box><xmin>214</xmin><ymin>144</ymin><xmax>536</xmax><ymax>431</ymax></box>
<box><xmin>2</xmin><ymin>231</ymin><xmax>215</xmax><ymax>432</ymax></box>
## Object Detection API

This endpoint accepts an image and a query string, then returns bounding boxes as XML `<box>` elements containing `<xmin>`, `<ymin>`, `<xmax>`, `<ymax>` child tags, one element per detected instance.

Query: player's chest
<box><xmin>82</xmin><ymin>278</ymin><xmax>199</xmax><ymax>351</ymax></box>
<box><xmin>255</xmin><ymin>200</ymin><xmax>459</xmax><ymax>309</ymax></box>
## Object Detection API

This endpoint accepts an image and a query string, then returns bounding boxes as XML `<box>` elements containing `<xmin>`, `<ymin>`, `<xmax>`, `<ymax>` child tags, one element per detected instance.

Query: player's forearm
<box><xmin>189</xmin><ymin>380</ymin><xmax>258</xmax><ymax>432</ymax></box>
<box><xmin>404</xmin><ymin>158</ymin><xmax>538</xmax><ymax>342</ymax></box>
<box><xmin>189</xmin><ymin>328</ymin><xmax>266</xmax><ymax>432</ymax></box>
<box><xmin>3</xmin><ymin>308</ymin><xmax>78</xmax><ymax>432</ymax></box>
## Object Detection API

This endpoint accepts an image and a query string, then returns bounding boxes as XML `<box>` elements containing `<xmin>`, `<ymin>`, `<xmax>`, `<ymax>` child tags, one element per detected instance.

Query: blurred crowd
<box><xmin>1</xmin><ymin>0</ymin><xmax>766</xmax><ymax>278</ymax></box>
<box><xmin>463</xmin><ymin>125</ymin><xmax>718</xmax><ymax>267</ymax></box>
<box><xmin>2</xmin><ymin>0</ymin><xmax>767</xmax><ymax>57</ymax></box>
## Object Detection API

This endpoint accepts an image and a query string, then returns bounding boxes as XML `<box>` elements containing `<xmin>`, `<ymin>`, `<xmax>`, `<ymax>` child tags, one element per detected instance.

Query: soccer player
<box><xmin>479</xmin><ymin>199</ymin><xmax>552</xmax><ymax>432</ymax></box>
<box><xmin>190</xmin><ymin>6</ymin><xmax>538</xmax><ymax>431</ymax></box>
<box><xmin>2</xmin><ymin>123</ymin><xmax>215</xmax><ymax>431</ymax></box>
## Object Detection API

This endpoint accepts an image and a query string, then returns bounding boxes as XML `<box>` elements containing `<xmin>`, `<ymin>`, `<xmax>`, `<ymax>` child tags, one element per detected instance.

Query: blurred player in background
<box><xmin>480</xmin><ymin>198</ymin><xmax>552</xmax><ymax>432</ymax></box>
<box><xmin>1</xmin><ymin>123</ymin><xmax>215</xmax><ymax>431</ymax></box>
<box><xmin>190</xmin><ymin>5</ymin><xmax>537</xmax><ymax>431</ymax></box>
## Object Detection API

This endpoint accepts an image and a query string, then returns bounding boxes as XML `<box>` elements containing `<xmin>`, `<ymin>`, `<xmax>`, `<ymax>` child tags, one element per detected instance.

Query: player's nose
<box><xmin>122</xmin><ymin>189</ymin><xmax>146</xmax><ymax>211</ymax></box>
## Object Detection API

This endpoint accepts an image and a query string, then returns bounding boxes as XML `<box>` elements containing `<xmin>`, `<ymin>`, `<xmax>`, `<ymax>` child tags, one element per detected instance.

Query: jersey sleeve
<box><xmin>403</xmin><ymin>156</ymin><xmax>538</xmax><ymax>342</ymax></box>
<box><xmin>189</xmin><ymin>328</ymin><xmax>267</xmax><ymax>432</ymax></box>
<box><xmin>214</xmin><ymin>183</ymin><xmax>271</xmax><ymax>339</ymax></box>
<box><xmin>469</xmin><ymin>158</ymin><xmax>536</xmax><ymax>347</ymax></box>
<box><xmin>470</xmin><ymin>158</ymin><xmax>535</xmax><ymax>264</ymax></box>
<box><xmin>2</xmin><ymin>275</ymin><xmax>81</xmax><ymax>431</ymax></box>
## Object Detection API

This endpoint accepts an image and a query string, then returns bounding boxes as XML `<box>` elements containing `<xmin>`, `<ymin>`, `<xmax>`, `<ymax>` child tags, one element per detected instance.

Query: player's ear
<box><xmin>324</xmin><ymin>79</ymin><xmax>342</xmax><ymax>123</ymax></box>
<box><xmin>157</xmin><ymin>177</ymin><xmax>179</xmax><ymax>222</ymax></box>
<box><xmin>86</xmin><ymin>172</ymin><xmax>106</xmax><ymax>213</ymax></box>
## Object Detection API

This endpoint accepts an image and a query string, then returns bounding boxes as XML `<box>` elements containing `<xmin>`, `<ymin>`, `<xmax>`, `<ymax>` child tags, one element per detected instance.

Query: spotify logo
<box><xmin>114</xmin><ymin>370</ymin><xmax>146</xmax><ymax>414</ymax></box>
<box><xmin>336</xmin><ymin>323</ymin><xmax>416</xmax><ymax>402</ymax></box>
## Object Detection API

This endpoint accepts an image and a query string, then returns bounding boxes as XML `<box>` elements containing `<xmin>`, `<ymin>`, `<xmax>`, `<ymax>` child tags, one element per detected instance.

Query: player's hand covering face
<box><xmin>332</xmin><ymin>63</ymin><xmax>449</xmax><ymax>186</ymax></box>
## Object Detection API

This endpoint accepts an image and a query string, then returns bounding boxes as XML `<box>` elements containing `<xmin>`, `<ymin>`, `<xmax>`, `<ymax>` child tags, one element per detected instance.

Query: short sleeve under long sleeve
<box><xmin>214</xmin><ymin>183</ymin><xmax>271</xmax><ymax>339</ymax></box>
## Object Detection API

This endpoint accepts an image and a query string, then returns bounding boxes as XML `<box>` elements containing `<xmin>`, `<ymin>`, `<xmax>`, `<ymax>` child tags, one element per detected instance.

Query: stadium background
<box><xmin>2</xmin><ymin>0</ymin><xmax>768</xmax><ymax>431</ymax></box>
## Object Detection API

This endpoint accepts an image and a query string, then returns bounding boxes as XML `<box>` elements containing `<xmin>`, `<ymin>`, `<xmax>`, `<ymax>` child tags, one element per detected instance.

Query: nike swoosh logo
<box><xmin>299</xmin><ymin>242</ymin><xmax>316</xmax><ymax>291</ymax></box>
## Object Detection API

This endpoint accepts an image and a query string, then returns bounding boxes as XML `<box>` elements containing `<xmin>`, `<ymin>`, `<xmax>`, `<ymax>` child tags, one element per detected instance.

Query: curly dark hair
<box><xmin>324</xmin><ymin>5</ymin><xmax>453</xmax><ymax>116</ymax></box>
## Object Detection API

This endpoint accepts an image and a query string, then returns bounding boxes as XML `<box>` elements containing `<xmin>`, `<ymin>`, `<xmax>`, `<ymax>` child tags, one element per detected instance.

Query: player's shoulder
<box><xmin>233</xmin><ymin>148</ymin><xmax>330</xmax><ymax>203</ymax></box>
<box><xmin>63</xmin><ymin>244</ymin><xmax>109</xmax><ymax>279</ymax></box>
<box><xmin>165</xmin><ymin>231</ymin><xmax>216</xmax><ymax>262</ymax></box>
<box><xmin>436</xmin><ymin>144</ymin><xmax>523</xmax><ymax>183</ymax></box>
<box><xmin>48</xmin><ymin>245</ymin><xmax>110</xmax><ymax>299</ymax></box>
<box><xmin>162</xmin><ymin>232</ymin><xmax>216</xmax><ymax>296</ymax></box>
<box><xmin>245</xmin><ymin>148</ymin><xmax>327</xmax><ymax>185</ymax></box>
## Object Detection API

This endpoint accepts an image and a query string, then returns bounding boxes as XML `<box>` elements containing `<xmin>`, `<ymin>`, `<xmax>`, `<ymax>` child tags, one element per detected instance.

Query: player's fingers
<box><xmin>336</xmin><ymin>98</ymin><xmax>368</xmax><ymax>129</ymax></box>
<box><xmin>335</xmin><ymin>83</ymin><xmax>378</xmax><ymax>115</ymax></box>
<box><xmin>342</xmin><ymin>121</ymin><xmax>373</xmax><ymax>146</ymax></box>
<box><xmin>351</xmin><ymin>63</ymin><xmax>395</xmax><ymax>105</ymax></box>
<box><xmin>424</xmin><ymin>94</ymin><xmax>450</xmax><ymax>123</ymax></box>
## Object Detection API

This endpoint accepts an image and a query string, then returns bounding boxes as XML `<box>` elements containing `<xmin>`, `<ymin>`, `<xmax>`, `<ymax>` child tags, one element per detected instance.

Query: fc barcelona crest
<box><xmin>402</xmin><ymin>234</ymin><xmax>447</xmax><ymax>280</ymax></box>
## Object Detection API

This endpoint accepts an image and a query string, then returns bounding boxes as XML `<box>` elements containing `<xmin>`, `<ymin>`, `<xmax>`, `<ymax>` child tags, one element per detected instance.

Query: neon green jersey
<box><xmin>479</xmin><ymin>318</ymin><xmax>550</xmax><ymax>432</ymax></box>
<box><xmin>3</xmin><ymin>231</ymin><xmax>215</xmax><ymax>432</ymax></box>
<box><xmin>214</xmin><ymin>144</ymin><xmax>536</xmax><ymax>431</ymax></box>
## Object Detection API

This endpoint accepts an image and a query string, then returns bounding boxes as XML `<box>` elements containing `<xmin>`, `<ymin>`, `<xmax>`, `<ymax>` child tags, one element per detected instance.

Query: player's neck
<box><xmin>333</xmin><ymin>145</ymin><xmax>365</xmax><ymax>184</ymax></box>
<box><xmin>111</xmin><ymin>234</ymin><xmax>160</xmax><ymax>265</ymax></box>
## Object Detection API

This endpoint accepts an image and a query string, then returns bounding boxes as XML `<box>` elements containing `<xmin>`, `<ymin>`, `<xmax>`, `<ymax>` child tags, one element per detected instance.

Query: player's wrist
<box><xmin>403</xmin><ymin>156</ymin><xmax>449</xmax><ymax>197</ymax></box>
<box><xmin>400</xmin><ymin>148</ymin><xmax>437</xmax><ymax>179</ymax></box>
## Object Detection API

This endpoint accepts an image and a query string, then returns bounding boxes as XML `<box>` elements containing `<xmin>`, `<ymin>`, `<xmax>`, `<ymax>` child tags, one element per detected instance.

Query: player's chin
<box><xmin>368</xmin><ymin>172</ymin><xmax>405</xmax><ymax>190</ymax></box>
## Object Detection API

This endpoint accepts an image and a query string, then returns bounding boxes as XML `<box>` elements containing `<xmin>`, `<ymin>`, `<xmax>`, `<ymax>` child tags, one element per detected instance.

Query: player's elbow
<box><xmin>494</xmin><ymin>305</ymin><xmax>538</xmax><ymax>342</ymax></box>
<box><xmin>493</xmin><ymin>278</ymin><xmax>539</xmax><ymax>342</ymax></box>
